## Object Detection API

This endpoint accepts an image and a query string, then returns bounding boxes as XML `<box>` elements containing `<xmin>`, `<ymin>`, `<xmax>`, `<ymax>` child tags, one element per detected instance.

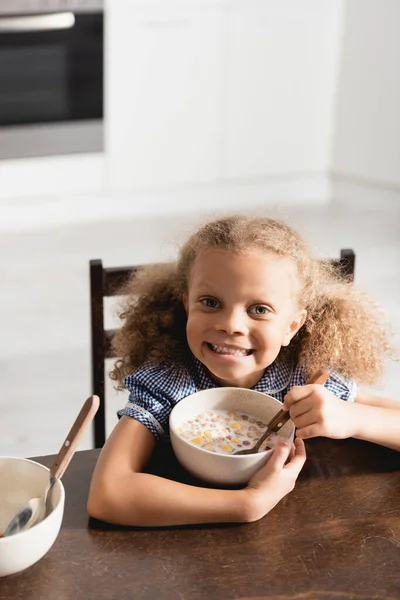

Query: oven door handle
<box><xmin>0</xmin><ymin>12</ymin><xmax>75</xmax><ymax>33</ymax></box>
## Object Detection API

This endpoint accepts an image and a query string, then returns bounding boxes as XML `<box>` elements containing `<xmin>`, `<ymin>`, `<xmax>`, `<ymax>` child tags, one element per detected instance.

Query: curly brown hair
<box><xmin>110</xmin><ymin>215</ymin><xmax>395</xmax><ymax>388</ymax></box>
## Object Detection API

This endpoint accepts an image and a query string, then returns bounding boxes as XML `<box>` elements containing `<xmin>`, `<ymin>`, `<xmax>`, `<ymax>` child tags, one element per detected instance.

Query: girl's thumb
<box><xmin>269</xmin><ymin>439</ymin><xmax>290</xmax><ymax>467</ymax></box>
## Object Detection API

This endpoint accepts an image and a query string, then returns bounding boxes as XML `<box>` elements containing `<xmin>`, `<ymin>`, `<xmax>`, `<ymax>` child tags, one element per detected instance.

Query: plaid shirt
<box><xmin>117</xmin><ymin>355</ymin><xmax>358</xmax><ymax>441</ymax></box>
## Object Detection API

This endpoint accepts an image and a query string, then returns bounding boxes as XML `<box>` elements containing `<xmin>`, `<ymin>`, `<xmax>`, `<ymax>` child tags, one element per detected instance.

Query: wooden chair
<box><xmin>89</xmin><ymin>249</ymin><xmax>356</xmax><ymax>448</ymax></box>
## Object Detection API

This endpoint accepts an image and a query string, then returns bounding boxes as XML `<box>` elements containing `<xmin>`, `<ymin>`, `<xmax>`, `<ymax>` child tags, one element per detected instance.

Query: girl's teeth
<box><xmin>210</xmin><ymin>344</ymin><xmax>249</xmax><ymax>356</ymax></box>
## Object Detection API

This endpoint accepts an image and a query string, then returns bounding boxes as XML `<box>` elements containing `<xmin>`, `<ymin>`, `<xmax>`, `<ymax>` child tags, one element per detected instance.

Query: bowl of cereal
<box><xmin>0</xmin><ymin>456</ymin><xmax>65</xmax><ymax>577</ymax></box>
<box><xmin>169</xmin><ymin>387</ymin><xmax>294</xmax><ymax>485</ymax></box>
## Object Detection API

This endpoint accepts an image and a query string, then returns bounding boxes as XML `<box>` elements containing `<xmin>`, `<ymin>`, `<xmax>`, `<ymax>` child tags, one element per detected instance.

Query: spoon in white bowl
<box><xmin>4</xmin><ymin>395</ymin><xmax>100</xmax><ymax>537</ymax></box>
<box><xmin>233</xmin><ymin>370</ymin><xmax>330</xmax><ymax>455</ymax></box>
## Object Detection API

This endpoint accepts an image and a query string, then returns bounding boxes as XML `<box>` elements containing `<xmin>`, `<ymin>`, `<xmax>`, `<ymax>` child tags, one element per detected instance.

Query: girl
<box><xmin>88</xmin><ymin>215</ymin><xmax>399</xmax><ymax>527</ymax></box>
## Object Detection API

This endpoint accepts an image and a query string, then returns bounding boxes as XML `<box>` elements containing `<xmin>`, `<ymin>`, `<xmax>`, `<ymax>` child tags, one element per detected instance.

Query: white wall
<box><xmin>332</xmin><ymin>0</ymin><xmax>400</xmax><ymax>204</ymax></box>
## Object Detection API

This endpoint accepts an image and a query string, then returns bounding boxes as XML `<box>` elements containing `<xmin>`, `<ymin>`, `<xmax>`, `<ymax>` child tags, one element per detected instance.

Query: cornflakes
<box><xmin>179</xmin><ymin>409</ymin><xmax>279</xmax><ymax>455</ymax></box>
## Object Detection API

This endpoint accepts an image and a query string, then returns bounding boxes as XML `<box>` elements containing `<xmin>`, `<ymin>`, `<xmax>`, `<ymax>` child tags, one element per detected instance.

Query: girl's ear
<box><xmin>282</xmin><ymin>310</ymin><xmax>307</xmax><ymax>347</ymax></box>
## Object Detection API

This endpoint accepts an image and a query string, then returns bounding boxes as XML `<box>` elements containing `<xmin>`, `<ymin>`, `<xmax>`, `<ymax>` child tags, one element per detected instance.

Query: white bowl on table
<box><xmin>169</xmin><ymin>387</ymin><xmax>294</xmax><ymax>486</ymax></box>
<box><xmin>0</xmin><ymin>456</ymin><xmax>65</xmax><ymax>577</ymax></box>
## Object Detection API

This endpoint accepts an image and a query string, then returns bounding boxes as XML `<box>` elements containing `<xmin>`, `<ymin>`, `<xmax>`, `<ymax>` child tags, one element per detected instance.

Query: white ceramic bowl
<box><xmin>169</xmin><ymin>387</ymin><xmax>294</xmax><ymax>486</ymax></box>
<box><xmin>0</xmin><ymin>456</ymin><xmax>65</xmax><ymax>577</ymax></box>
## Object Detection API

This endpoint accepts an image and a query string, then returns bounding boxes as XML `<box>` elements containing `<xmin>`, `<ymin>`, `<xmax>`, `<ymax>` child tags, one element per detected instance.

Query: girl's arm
<box><xmin>351</xmin><ymin>389</ymin><xmax>400</xmax><ymax>451</ymax></box>
<box><xmin>284</xmin><ymin>385</ymin><xmax>400</xmax><ymax>452</ymax></box>
<box><xmin>87</xmin><ymin>416</ymin><xmax>306</xmax><ymax>527</ymax></box>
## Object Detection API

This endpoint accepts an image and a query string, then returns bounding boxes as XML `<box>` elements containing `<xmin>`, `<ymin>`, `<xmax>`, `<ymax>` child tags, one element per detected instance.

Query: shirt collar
<box><xmin>188</xmin><ymin>355</ymin><xmax>293</xmax><ymax>394</ymax></box>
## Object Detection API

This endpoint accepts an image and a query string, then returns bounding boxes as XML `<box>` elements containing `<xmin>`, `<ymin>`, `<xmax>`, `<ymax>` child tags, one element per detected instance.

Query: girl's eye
<box><xmin>248</xmin><ymin>305</ymin><xmax>270</xmax><ymax>315</ymax></box>
<box><xmin>200</xmin><ymin>298</ymin><xmax>220</xmax><ymax>309</ymax></box>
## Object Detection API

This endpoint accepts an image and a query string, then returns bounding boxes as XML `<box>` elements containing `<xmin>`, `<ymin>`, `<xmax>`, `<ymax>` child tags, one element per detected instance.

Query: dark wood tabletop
<box><xmin>1</xmin><ymin>438</ymin><xmax>400</xmax><ymax>600</ymax></box>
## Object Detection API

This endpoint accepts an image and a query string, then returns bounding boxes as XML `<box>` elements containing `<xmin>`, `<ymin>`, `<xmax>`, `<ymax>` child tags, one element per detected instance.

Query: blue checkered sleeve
<box><xmin>117</xmin><ymin>361</ymin><xmax>197</xmax><ymax>440</ymax></box>
<box><xmin>289</xmin><ymin>365</ymin><xmax>358</xmax><ymax>401</ymax></box>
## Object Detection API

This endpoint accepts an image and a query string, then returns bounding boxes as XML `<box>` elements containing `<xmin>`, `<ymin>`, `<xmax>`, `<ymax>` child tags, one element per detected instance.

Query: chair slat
<box><xmin>105</xmin><ymin>328</ymin><xmax>117</xmax><ymax>358</ymax></box>
<box><xmin>104</xmin><ymin>266</ymin><xmax>139</xmax><ymax>296</ymax></box>
<box><xmin>90</xmin><ymin>259</ymin><xmax>107</xmax><ymax>449</ymax></box>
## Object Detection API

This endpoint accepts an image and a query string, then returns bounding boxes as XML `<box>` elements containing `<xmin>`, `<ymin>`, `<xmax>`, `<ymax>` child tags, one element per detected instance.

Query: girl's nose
<box><xmin>216</xmin><ymin>308</ymin><xmax>247</xmax><ymax>335</ymax></box>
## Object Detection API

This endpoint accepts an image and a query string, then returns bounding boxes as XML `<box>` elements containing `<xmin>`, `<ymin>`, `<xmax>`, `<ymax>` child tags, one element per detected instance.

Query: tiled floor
<box><xmin>1</xmin><ymin>200</ymin><xmax>399</xmax><ymax>457</ymax></box>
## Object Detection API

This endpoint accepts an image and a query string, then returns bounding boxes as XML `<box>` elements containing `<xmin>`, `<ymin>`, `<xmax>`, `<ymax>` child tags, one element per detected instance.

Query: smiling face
<box><xmin>185</xmin><ymin>249</ymin><xmax>306</xmax><ymax>388</ymax></box>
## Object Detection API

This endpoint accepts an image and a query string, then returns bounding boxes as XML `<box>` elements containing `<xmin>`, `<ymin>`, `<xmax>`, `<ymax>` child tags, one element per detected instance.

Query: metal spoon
<box><xmin>4</xmin><ymin>395</ymin><xmax>100</xmax><ymax>537</ymax></box>
<box><xmin>233</xmin><ymin>369</ymin><xmax>330</xmax><ymax>455</ymax></box>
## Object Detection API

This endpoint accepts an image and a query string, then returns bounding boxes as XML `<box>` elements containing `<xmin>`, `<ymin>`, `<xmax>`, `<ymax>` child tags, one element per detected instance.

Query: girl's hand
<box><xmin>244</xmin><ymin>438</ymin><xmax>306</xmax><ymax>521</ymax></box>
<box><xmin>283</xmin><ymin>384</ymin><xmax>356</xmax><ymax>440</ymax></box>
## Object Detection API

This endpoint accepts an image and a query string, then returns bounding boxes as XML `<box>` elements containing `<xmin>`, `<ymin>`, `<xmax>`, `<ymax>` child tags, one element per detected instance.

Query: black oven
<box><xmin>0</xmin><ymin>1</ymin><xmax>103</xmax><ymax>159</ymax></box>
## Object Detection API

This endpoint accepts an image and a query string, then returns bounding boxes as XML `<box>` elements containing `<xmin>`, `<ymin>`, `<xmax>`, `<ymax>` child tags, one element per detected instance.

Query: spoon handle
<box><xmin>252</xmin><ymin>369</ymin><xmax>330</xmax><ymax>453</ymax></box>
<box><xmin>50</xmin><ymin>395</ymin><xmax>100</xmax><ymax>480</ymax></box>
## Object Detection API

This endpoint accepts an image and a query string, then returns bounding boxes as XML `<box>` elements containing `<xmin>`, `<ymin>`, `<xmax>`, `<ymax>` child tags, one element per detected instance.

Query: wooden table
<box><xmin>1</xmin><ymin>438</ymin><xmax>400</xmax><ymax>600</ymax></box>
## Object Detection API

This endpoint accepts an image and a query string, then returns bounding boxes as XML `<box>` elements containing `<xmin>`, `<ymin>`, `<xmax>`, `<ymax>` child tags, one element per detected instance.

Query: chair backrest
<box><xmin>89</xmin><ymin>249</ymin><xmax>356</xmax><ymax>448</ymax></box>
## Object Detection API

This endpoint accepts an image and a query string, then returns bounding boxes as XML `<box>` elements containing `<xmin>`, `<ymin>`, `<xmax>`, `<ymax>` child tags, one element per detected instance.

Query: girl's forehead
<box><xmin>191</xmin><ymin>247</ymin><xmax>295</xmax><ymax>270</ymax></box>
<box><xmin>189</xmin><ymin>248</ymin><xmax>299</xmax><ymax>293</ymax></box>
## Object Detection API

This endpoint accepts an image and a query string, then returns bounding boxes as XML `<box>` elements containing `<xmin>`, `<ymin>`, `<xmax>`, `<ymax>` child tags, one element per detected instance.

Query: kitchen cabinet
<box><xmin>106</xmin><ymin>0</ymin><xmax>223</xmax><ymax>187</ymax></box>
<box><xmin>220</xmin><ymin>1</ymin><xmax>340</xmax><ymax>179</ymax></box>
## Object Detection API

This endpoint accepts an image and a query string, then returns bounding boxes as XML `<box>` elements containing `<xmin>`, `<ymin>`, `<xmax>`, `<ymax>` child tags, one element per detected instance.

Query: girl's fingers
<box><xmin>268</xmin><ymin>439</ymin><xmax>291</xmax><ymax>470</ymax></box>
<box><xmin>291</xmin><ymin>409</ymin><xmax>319</xmax><ymax>430</ymax></box>
<box><xmin>288</xmin><ymin>399</ymin><xmax>315</xmax><ymax>420</ymax></box>
<box><xmin>284</xmin><ymin>438</ymin><xmax>307</xmax><ymax>471</ymax></box>
<box><xmin>294</xmin><ymin>437</ymin><xmax>307</xmax><ymax>457</ymax></box>
<box><xmin>295</xmin><ymin>425</ymin><xmax>320</xmax><ymax>440</ymax></box>
<box><xmin>288</xmin><ymin>443</ymin><xmax>296</xmax><ymax>461</ymax></box>
<box><xmin>283</xmin><ymin>385</ymin><xmax>315</xmax><ymax>409</ymax></box>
